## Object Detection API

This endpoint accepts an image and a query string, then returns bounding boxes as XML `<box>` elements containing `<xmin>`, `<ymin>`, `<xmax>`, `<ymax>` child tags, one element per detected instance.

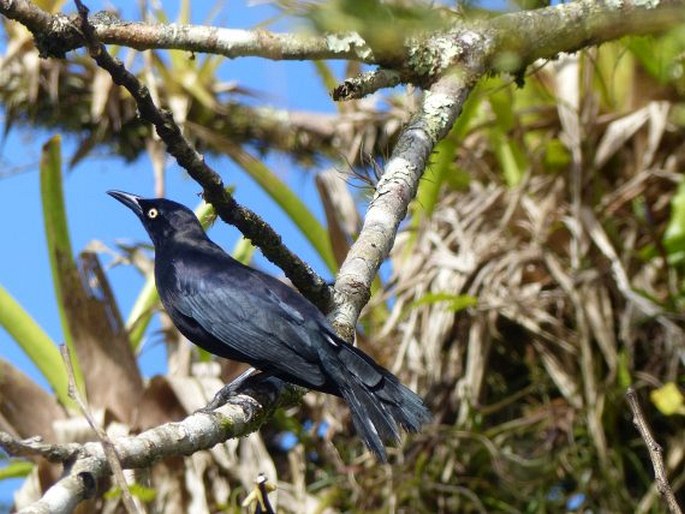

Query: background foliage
<box><xmin>1</xmin><ymin>0</ymin><xmax>685</xmax><ymax>512</ymax></box>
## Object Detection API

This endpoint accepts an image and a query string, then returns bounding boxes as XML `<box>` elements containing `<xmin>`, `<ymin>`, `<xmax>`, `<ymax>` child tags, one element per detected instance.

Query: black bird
<box><xmin>108</xmin><ymin>190</ymin><xmax>430</xmax><ymax>461</ymax></box>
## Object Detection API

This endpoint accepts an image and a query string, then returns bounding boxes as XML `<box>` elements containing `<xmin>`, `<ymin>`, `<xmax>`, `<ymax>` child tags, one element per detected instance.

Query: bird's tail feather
<box><xmin>337</xmin><ymin>380</ymin><xmax>394</xmax><ymax>461</ymax></box>
<box><xmin>327</xmin><ymin>339</ymin><xmax>431</xmax><ymax>462</ymax></box>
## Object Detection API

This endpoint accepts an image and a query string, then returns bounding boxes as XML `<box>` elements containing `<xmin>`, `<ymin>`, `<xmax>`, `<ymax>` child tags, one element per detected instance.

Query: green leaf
<box><xmin>0</xmin><ymin>460</ymin><xmax>33</xmax><ymax>480</ymax></box>
<box><xmin>415</xmin><ymin>135</ymin><xmax>458</xmax><ymax>219</ymax></box>
<box><xmin>129</xmin><ymin>483</ymin><xmax>157</xmax><ymax>502</ymax></box>
<box><xmin>410</xmin><ymin>292</ymin><xmax>478</xmax><ymax>312</ymax></box>
<box><xmin>616</xmin><ymin>351</ymin><xmax>632</xmax><ymax>390</ymax></box>
<box><xmin>543</xmin><ymin>139</ymin><xmax>572</xmax><ymax>171</ymax></box>
<box><xmin>628</xmin><ymin>28</ymin><xmax>685</xmax><ymax>87</ymax></box>
<box><xmin>306</xmin><ymin>0</ymin><xmax>450</xmax><ymax>53</ymax></box>
<box><xmin>665</xmin><ymin>181</ymin><xmax>685</xmax><ymax>238</ymax></box>
<box><xmin>493</xmin><ymin>133</ymin><xmax>525</xmax><ymax>187</ymax></box>
<box><xmin>231</xmin><ymin>236</ymin><xmax>257</xmax><ymax>265</ymax></box>
<box><xmin>39</xmin><ymin>136</ymin><xmax>84</xmax><ymax>391</ymax></box>
<box><xmin>663</xmin><ymin>181</ymin><xmax>685</xmax><ymax>265</ymax></box>
<box><xmin>34</xmin><ymin>0</ymin><xmax>66</xmax><ymax>12</ymax></box>
<box><xmin>489</xmin><ymin>88</ymin><xmax>528</xmax><ymax>187</ymax></box>
<box><xmin>125</xmin><ymin>277</ymin><xmax>158</xmax><ymax>350</ymax></box>
<box><xmin>226</xmin><ymin>145</ymin><xmax>337</xmax><ymax>273</ymax></box>
<box><xmin>178</xmin><ymin>0</ymin><xmax>190</xmax><ymax>25</ymax></box>
<box><xmin>0</xmin><ymin>284</ymin><xmax>72</xmax><ymax>407</ymax></box>
<box><xmin>489</xmin><ymin>87</ymin><xmax>516</xmax><ymax>132</ymax></box>
<box><xmin>104</xmin><ymin>483</ymin><xmax>157</xmax><ymax>503</ymax></box>
<box><xmin>651</xmin><ymin>382</ymin><xmax>685</xmax><ymax>416</ymax></box>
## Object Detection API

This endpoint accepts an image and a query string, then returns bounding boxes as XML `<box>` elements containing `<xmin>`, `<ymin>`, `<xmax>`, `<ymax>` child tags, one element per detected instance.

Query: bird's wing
<box><xmin>173</xmin><ymin>269</ymin><xmax>329</xmax><ymax>387</ymax></box>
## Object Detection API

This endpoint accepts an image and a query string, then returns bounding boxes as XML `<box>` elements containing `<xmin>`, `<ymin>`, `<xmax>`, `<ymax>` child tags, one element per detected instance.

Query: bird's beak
<box><xmin>107</xmin><ymin>190</ymin><xmax>144</xmax><ymax>216</ymax></box>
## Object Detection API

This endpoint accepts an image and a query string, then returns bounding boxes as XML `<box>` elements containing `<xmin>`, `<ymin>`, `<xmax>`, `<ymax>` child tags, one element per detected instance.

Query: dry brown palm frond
<box><xmin>361</xmin><ymin>46</ymin><xmax>685</xmax><ymax>510</ymax></box>
<box><xmin>0</xmin><ymin>31</ymin><xmax>407</xmax><ymax>169</ymax></box>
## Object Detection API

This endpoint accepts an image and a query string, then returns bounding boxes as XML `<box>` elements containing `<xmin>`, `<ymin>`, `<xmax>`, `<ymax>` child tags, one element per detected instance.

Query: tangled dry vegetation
<box><xmin>1</xmin><ymin>7</ymin><xmax>685</xmax><ymax>511</ymax></box>
<box><xmin>369</xmin><ymin>48</ymin><xmax>685</xmax><ymax>511</ymax></box>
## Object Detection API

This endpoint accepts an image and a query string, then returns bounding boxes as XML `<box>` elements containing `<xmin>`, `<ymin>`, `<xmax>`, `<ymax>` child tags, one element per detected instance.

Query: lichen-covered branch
<box><xmin>332</xmin><ymin>71</ymin><xmax>476</xmax><ymax>340</ymax></box>
<box><xmin>489</xmin><ymin>0</ymin><xmax>685</xmax><ymax>71</ymax></box>
<box><xmin>330</xmin><ymin>0</ymin><xmax>685</xmax><ymax>335</ymax></box>
<box><xmin>17</xmin><ymin>456</ymin><xmax>102</xmax><ymax>514</ymax></box>
<box><xmin>97</xmin><ymin>22</ymin><xmax>375</xmax><ymax>63</ymax></box>
<box><xmin>0</xmin><ymin>433</ymin><xmax>80</xmax><ymax>463</ymax></box>
<box><xmin>0</xmin><ymin>0</ymin><xmax>682</xmax><ymax>336</ymax></box>
<box><xmin>2</xmin><ymin>0</ymin><xmax>682</xmax><ymax>91</ymax></box>
<box><xmin>3</xmin><ymin>377</ymin><xmax>293</xmax><ymax>514</ymax></box>
<box><xmin>0</xmin><ymin>0</ymin><xmax>375</xmax><ymax>62</ymax></box>
<box><xmin>333</xmin><ymin>69</ymin><xmax>402</xmax><ymax>101</ymax></box>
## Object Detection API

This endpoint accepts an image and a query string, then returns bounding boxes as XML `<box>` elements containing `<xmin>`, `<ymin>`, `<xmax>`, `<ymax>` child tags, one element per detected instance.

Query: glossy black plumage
<box><xmin>108</xmin><ymin>190</ymin><xmax>430</xmax><ymax>461</ymax></box>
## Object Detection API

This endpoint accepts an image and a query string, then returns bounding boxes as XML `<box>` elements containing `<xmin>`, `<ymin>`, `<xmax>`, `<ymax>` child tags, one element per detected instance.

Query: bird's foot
<box><xmin>199</xmin><ymin>367</ymin><xmax>258</xmax><ymax>412</ymax></box>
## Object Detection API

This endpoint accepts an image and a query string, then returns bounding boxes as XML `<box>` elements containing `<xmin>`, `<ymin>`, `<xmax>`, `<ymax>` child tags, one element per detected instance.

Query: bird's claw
<box><xmin>197</xmin><ymin>366</ymin><xmax>259</xmax><ymax>412</ymax></box>
<box><xmin>202</xmin><ymin>383</ymin><xmax>239</xmax><ymax>411</ymax></box>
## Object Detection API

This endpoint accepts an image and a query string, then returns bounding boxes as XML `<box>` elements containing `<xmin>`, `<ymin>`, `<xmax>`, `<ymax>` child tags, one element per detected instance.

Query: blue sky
<box><xmin>0</xmin><ymin>0</ymin><xmax>340</xmax><ymax>506</ymax></box>
<box><xmin>0</xmin><ymin>0</ymin><xmax>516</xmax><ymax>508</ymax></box>
<box><xmin>0</xmin><ymin>1</ymin><xmax>338</xmax><ymax>381</ymax></box>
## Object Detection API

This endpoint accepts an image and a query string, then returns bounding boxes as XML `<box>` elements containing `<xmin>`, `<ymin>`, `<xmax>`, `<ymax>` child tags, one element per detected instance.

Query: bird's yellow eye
<box><xmin>147</xmin><ymin>208</ymin><xmax>159</xmax><ymax>219</ymax></box>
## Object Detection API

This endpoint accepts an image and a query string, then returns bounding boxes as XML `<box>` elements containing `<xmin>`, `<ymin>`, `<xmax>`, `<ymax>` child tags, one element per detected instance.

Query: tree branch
<box><xmin>332</xmin><ymin>71</ymin><xmax>475</xmax><ymax>339</ymax></box>
<box><xmin>96</xmin><ymin>21</ymin><xmax>375</xmax><ymax>63</ymax></box>
<box><xmin>0</xmin><ymin>0</ymin><xmax>375</xmax><ymax>62</ymax></box>
<box><xmin>626</xmin><ymin>387</ymin><xmax>683</xmax><ymax>514</ymax></box>
<box><xmin>3</xmin><ymin>376</ymin><xmax>293</xmax><ymax>513</ymax></box>
<box><xmin>490</xmin><ymin>0</ymin><xmax>685</xmax><ymax>70</ymax></box>
<box><xmin>330</xmin><ymin>0</ymin><xmax>685</xmax><ymax>334</ymax></box>
<box><xmin>3</xmin><ymin>0</ymin><xmax>682</xmax><ymax>328</ymax></box>
<box><xmin>76</xmin><ymin>0</ymin><xmax>333</xmax><ymax>310</ymax></box>
<box><xmin>0</xmin><ymin>433</ymin><xmax>80</xmax><ymax>463</ymax></box>
<box><xmin>333</xmin><ymin>69</ymin><xmax>402</xmax><ymax>101</ymax></box>
<box><xmin>59</xmin><ymin>344</ymin><xmax>139</xmax><ymax>514</ymax></box>
<box><xmin>3</xmin><ymin>0</ymin><xmax>681</xmax><ymax>94</ymax></box>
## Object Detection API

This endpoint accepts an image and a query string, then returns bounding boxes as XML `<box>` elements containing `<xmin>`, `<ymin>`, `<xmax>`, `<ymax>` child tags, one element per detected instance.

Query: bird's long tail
<box><xmin>323</xmin><ymin>335</ymin><xmax>431</xmax><ymax>462</ymax></box>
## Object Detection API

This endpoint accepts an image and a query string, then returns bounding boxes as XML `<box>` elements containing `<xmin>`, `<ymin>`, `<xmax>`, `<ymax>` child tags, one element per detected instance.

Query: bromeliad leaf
<box><xmin>410</xmin><ymin>292</ymin><xmax>478</xmax><ymax>312</ymax></box>
<box><xmin>0</xmin><ymin>286</ymin><xmax>71</xmax><ymax>408</ymax></box>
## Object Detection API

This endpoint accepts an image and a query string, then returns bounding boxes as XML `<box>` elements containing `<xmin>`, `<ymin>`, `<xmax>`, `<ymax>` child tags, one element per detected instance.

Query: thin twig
<box><xmin>626</xmin><ymin>387</ymin><xmax>683</xmax><ymax>514</ymax></box>
<box><xmin>0</xmin><ymin>431</ymin><xmax>80</xmax><ymax>463</ymax></box>
<box><xmin>333</xmin><ymin>69</ymin><xmax>402</xmax><ymax>100</ymax></box>
<box><xmin>59</xmin><ymin>344</ymin><xmax>141</xmax><ymax>514</ymax></box>
<box><xmin>71</xmin><ymin>0</ymin><xmax>332</xmax><ymax>312</ymax></box>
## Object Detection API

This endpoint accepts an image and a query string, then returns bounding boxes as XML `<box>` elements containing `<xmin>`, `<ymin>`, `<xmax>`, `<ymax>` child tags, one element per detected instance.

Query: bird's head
<box><xmin>108</xmin><ymin>190</ymin><xmax>206</xmax><ymax>247</ymax></box>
